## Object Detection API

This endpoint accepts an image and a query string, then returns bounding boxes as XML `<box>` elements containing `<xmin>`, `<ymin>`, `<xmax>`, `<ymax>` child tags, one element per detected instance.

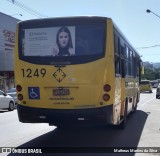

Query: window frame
<box><xmin>18</xmin><ymin>17</ymin><xmax>107</xmax><ymax>65</ymax></box>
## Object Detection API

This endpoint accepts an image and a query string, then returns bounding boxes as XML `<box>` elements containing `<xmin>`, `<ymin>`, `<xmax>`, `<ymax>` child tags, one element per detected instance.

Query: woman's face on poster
<box><xmin>58</xmin><ymin>31</ymin><xmax>69</xmax><ymax>48</ymax></box>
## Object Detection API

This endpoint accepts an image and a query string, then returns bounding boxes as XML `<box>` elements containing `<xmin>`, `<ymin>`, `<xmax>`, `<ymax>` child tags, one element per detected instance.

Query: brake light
<box><xmin>18</xmin><ymin>94</ymin><xmax>23</xmax><ymax>101</ymax></box>
<box><xmin>16</xmin><ymin>85</ymin><xmax>22</xmax><ymax>92</ymax></box>
<box><xmin>104</xmin><ymin>84</ymin><xmax>111</xmax><ymax>92</ymax></box>
<box><xmin>103</xmin><ymin>94</ymin><xmax>110</xmax><ymax>101</ymax></box>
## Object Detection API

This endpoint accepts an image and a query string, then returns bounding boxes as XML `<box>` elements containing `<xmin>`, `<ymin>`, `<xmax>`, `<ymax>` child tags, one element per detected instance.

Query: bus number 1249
<box><xmin>21</xmin><ymin>68</ymin><xmax>46</xmax><ymax>78</ymax></box>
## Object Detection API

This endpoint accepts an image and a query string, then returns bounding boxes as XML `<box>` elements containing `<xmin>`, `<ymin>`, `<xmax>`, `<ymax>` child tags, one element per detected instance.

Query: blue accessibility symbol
<box><xmin>28</xmin><ymin>87</ymin><xmax>40</xmax><ymax>99</ymax></box>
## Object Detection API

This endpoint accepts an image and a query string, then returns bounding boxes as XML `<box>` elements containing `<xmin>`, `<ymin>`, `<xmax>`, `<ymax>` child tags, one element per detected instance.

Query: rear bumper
<box><xmin>17</xmin><ymin>104</ymin><xmax>113</xmax><ymax>126</ymax></box>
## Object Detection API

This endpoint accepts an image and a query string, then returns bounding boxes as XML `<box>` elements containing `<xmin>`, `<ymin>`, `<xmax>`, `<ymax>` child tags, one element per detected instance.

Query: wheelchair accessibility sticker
<box><xmin>28</xmin><ymin>87</ymin><xmax>40</xmax><ymax>99</ymax></box>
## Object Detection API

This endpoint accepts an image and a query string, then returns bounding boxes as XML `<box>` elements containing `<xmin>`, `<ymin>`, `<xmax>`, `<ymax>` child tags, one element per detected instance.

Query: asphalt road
<box><xmin>0</xmin><ymin>88</ymin><xmax>160</xmax><ymax>156</ymax></box>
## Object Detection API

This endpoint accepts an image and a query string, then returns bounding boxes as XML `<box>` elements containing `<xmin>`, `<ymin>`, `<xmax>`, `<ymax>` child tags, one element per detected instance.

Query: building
<box><xmin>0</xmin><ymin>12</ymin><xmax>20</xmax><ymax>91</ymax></box>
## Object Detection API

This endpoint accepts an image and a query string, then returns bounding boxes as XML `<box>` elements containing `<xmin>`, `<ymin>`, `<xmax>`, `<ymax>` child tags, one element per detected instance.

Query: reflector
<box><xmin>103</xmin><ymin>94</ymin><xmax>110</xmax><ymax>101</ymax></box>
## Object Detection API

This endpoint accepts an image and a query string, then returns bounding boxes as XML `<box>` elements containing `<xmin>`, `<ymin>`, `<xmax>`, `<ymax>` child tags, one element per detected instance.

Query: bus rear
<box><xmin>15</xmin><ymin>17</ymin><xmax>115</xmax><ymax>126</ymax></box>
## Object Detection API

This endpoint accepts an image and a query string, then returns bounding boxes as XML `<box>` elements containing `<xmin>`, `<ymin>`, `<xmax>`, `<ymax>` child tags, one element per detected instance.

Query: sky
<box><xmin>0</xmin><ymin>0</ymin><xmax>160</xmax><ymax>63</ymax></box>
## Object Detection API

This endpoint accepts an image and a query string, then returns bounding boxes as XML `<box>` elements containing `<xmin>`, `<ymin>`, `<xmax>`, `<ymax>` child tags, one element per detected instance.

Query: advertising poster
<box><xmin>24</xmin><ymin>26</ymin><xmax>75</xmax><ymax>57</ymax></box>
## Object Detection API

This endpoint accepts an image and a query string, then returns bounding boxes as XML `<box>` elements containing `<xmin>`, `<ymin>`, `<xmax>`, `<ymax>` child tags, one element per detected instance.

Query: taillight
<box><xmin>104</xmin><ymin>84</ymin><xmax>111</xmax><ymax>92</ymax></box>
<box><xmin>16</xmin><ymin>85</ymin><xmax>22</xmax><ymax>92</ymax></box>
<box><xmin>18</xmin><ymin>94</ymin><xmax>23</xmax><ymax>101</ymax></box>
<box><xmin>103</xmin><ymin>94</ymin><xmax>110</xmax><ymax>101</ymax></box>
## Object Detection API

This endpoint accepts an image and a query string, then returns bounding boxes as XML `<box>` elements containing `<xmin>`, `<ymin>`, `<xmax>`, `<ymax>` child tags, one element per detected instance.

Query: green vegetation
<box><xmin>142</xmin><ymin>68</ymin><xmax>160</xmax><ymax>80</ymax></box>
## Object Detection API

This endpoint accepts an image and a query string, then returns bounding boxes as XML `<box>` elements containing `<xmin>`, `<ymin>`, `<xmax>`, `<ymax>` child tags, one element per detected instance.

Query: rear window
<box><xmin>18</xmin><ymin>17</ymin><xmax>106</xmax><ymax>65</ymax></box>
<box><xmin>151</xmin><ymin>81</ymin><xmax>158</xmax><ymax>85</ymax></box>
<box><xmin>22</xmin><ymin>26</ymin><xmax>104</xmax><ymax>57</ymax></box>
<box><xmin>140</xmin><ymin>81</ymin><xmax>150</xmax><ymax>85</ymax></box>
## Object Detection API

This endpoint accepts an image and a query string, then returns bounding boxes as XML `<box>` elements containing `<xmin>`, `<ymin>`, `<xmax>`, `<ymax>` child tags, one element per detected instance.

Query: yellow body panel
<box><xmin>14</xmin><ymin>17</ymin><xmax>141</xmax><ymax>126</ymax></box>
<box><xmin>14</xmin><ymin>20</ymin><xmax>115</xmax><ymax>110</ymax></box>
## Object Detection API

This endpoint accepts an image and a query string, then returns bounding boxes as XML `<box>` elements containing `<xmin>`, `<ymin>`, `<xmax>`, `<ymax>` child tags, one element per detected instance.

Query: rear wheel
<box><xmin>8</xmin><ymin>101</ymin><xmax>14</xmax><ymax>111</ymax></box>
<box><xmin>132</xmin><ymin>94</ymin><xmax>138</xmax><ymax>113</ymax></box>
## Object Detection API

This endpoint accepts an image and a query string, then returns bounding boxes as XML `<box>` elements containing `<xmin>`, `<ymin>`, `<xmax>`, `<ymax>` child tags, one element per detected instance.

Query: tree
<box><xmin>142</xmin><ymin>67</ymin><xmax>160</xmax><ymax>80</ymax></box>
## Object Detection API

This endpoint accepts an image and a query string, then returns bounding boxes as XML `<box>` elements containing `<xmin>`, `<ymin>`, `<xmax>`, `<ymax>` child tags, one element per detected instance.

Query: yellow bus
<box><xmin>14</xmin><ymin>16</ymin><xmax>142</xmax><ymax>128</ymax></box>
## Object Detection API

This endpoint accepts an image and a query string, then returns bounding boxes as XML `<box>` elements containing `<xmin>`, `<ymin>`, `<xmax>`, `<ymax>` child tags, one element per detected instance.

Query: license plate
<box><xmin>53</xmin><ymin>88</ymin><xmax>70</xmax><ymax>96</ymax></box>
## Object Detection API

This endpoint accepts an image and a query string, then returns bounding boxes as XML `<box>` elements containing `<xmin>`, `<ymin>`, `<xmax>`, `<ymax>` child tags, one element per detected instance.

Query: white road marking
<box><xmin>138</xmin><ymin>97</ymin><xmax>155</xmax><ymax>107</ymax></box>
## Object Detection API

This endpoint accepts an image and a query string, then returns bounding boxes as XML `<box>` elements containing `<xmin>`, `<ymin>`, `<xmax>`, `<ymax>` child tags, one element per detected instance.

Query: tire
<box><xmin>132</xmin><ymin>94</ymin><xmax>138</xmax><ymax>113</ymax></box>
<box><xmin>119</xmin><ymin>98</ymin><xmax>128</xmax><ymax>129</ymax></box>
<box><xmin>132</xmin><ymin>104</ymin><xmax>137</xmax><ymax>113</ymax></box>
<box><xmin>8</xmin><ymin>101</ymin><xmax>14</xmax><ymax>111</ymax></box>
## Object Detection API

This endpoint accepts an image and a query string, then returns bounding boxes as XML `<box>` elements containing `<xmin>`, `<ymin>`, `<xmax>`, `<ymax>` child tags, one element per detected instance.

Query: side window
<box><xmin>132</xmin><ymin>52</ymin><xmax>136</xmax><ymax>77</ymax></box>
<box><xmin>114</xmin><ymin>29</ymin><xmax>138</xmax><ymax>78</ymax></box>
<box><xmin>125</xmin><ymin>47</ymin><xmax>130</xmax><ymax>75</ymax></box>
<box><xmin>125</xmin><ymin>47</ymin><xmax>134</xmax><ymax>77</ymax></box>
<box><xmin>114</xmin><ymin>32</ymin><xmax>120</xmax><ymax>75</ymax></box>
<box><xmin>132</xmin><ymin>51</ymin><xmax>136</xmax><ymax>77</ymax></box>
<box><xmin>120</xmin><ymin>39</ymin><xmax>125</xmax><ymax>57</ymax></box>
<box><xmin>129</xmin><ymin>49</ymin><xmax>132</xmax><ymax>75</ymax></box>
<box><xmin>136</xmin><ymin>56</ymin><xmax>140</xmax><ymax>77</ymax></box>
